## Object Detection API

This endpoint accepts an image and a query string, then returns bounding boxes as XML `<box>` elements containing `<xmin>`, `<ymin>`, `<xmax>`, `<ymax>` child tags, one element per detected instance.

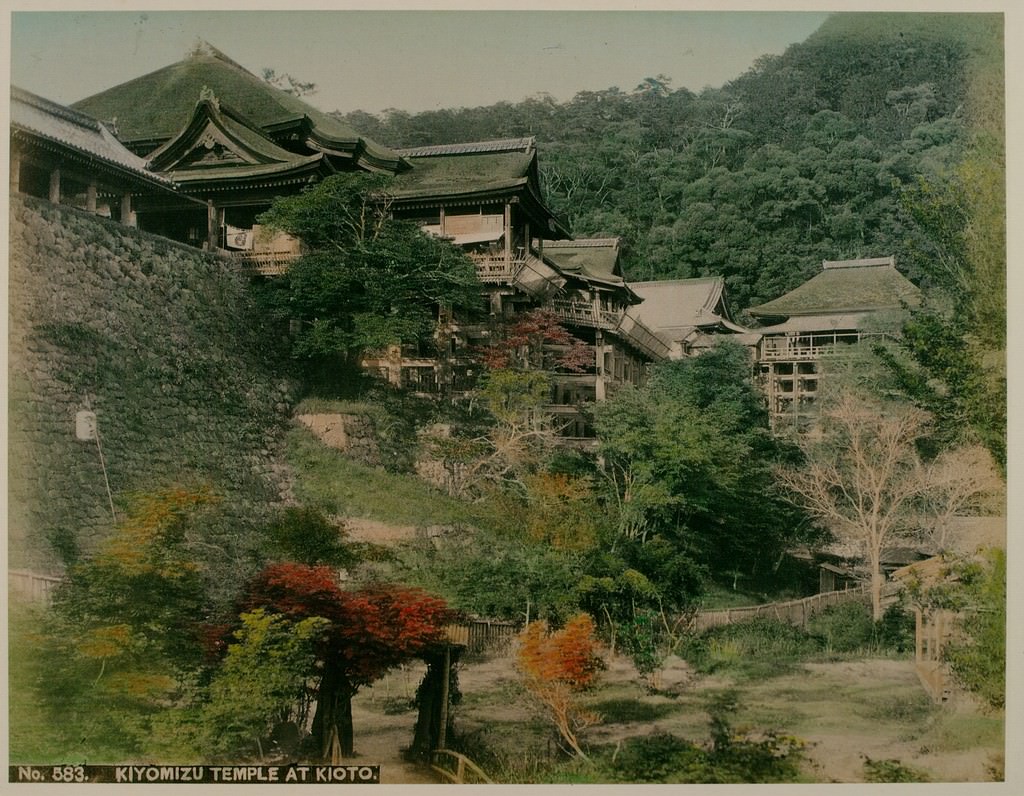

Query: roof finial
<box><xmin>189</xmin><ymin>38</ymin><xmax>215</xmax><ymax>58</ymax></box>
<box><xmin>199</xmin><ymin>85</ymin><xmax>220</xmax><ymax>109</ymax></box>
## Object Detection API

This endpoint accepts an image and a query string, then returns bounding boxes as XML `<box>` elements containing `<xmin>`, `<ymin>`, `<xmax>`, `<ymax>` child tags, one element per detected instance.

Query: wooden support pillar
<box><xmin>439</xmin><ymin>206</ymin><xmax>446</xmax><ymax>237</ymax></box>
<box><xmin>437</xmin><ymin>645</ymin><xmax>451</xmax><ymax>750</ymax></box>
<box><xmin>120</xmin><ymin>192</ymin><xmax>134</xmax><ymax>226</ymax></box>
<box><xmin>49</xmin><ymin>168</ymin><xmax>61</xmax><ymax>204</ymax></box>
<box><xmin>595</xmin><ymin>328</ymin><xmax>606</xmax><ymax>401</ymax></box>
<box><xmin>10</xmin><ymin>151</ymin><xmax>21</xmax><ymax>195</ymax></box>
<box><xmin>489</xmin><ymin>289</ymin><xmax>503</xmax><ymax>317</ymax></box>
<box><xmin>86</xmin><ymin>181</ymin><xmax>98</xmax><ymax>213</ymax></box>
<box><xmin>206</xmin><ymin>200</ymin><xmax>218</xmax><ymax>250</ymax></box>
<box><xmin>503</xmin><ymin>202</ymin><xmax>512</xmax><ymax>266</ymax></box>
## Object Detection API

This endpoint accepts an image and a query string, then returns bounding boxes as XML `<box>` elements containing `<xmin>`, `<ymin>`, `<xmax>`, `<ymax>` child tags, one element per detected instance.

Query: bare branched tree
<box><xmin>778</xmin><ymin>391</ymin><xmax>999</xmax><ymax>619</ymax></box>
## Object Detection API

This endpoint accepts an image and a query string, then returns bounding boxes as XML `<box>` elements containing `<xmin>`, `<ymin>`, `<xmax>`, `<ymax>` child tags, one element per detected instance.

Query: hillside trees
<box><xmin>879</xmin><ymin>17</ymin><xmax>1005</xmax><ymax>471</ymax></box>
<box><xmin>332</xmin><ymin>14</ymin><xmax>994</xmax><ymax>311</ymax></box>
<box><xmin>254</xmin><ymin>174</ymin><xmax>482</xmax><ymax>394</ymax></box>
<box><xmin>594</xmin><ymin>342</ymin><xmax>809</xmax><ymax>588</ymax></box>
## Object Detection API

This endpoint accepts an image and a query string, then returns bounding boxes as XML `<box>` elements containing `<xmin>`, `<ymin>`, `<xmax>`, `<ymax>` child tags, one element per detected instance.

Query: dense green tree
<box><xmin>878</xmin><ymin>20</ymin><xmax>1005</xmax><ymax>471</ymax></box>
<box><xmin>255</xmin><ymin>174</ymin><xmax>482</xmax><ymax>394</ymax></box>
<box><xmin>195</xmin><ymin>609</ymin><xmax>328</xmax><ymax>758</ymax></box>
<box><xmin>594</xmin><ymin>342</ymin><xmax>809</xmax><ymax>588</ymax></box>
<box><xmin>259</xmin><ymin>505</ymin><xmax>364</xmax><ymax>568</ymax></box>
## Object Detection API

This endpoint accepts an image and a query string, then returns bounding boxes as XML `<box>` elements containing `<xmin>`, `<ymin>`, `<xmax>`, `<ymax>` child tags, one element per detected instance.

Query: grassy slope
<box><xmin>285</xmin><ymin>425</ymin><xmax>484</xmax><ymax>529</ymax></box>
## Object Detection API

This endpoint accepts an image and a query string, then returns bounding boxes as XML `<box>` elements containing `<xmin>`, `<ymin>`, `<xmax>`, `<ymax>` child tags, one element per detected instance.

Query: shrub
<box><xmin>605</xmin><ymin>733</ymin><xmax>707</xmax><ymax>782</ymax></box>
<box><xmin>600</xmin><ymin>694</ymin><xmax>804</xmax><ymax>783</ymax></box>
<box><xmin>944</xmin><ymin>548</ymin><xmax>1006</xmax><ymax>708</ymax></box>
<box><xmin>680</xmin><ymin>618</ymin><xmax>822</xmax><ymax>677</ymax></box>
<box><xmin>517</xmin><ymin>614</ymin><xmax>605</xmax><ymax>758</ymax></box>
<box><xmin>808</xmin><ymin>601</ymin><xmax>876</xmax><ymax>651</ymax></box>
<box><xmin>863</xmin><ymin>757</ymin><xmax>931</xmax><ymax>782</ymax></box>
<box><xmin>806</xmin><ymin>601</ymin><xmax>915</xmax><ymax>654</ymax></box>
<box><xmin>874</xmin><ymin>604</ymin><xmax>916</xmax><ymax>653</ymax></box>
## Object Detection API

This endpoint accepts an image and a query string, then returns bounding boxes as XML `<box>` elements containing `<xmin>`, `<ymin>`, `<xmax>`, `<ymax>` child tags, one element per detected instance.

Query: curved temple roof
<box><xmin>145</xmin><ymin>95</ymin><xmax>330</xmax><ymax>190</ymax></box>
<box><xmin>748</xmin><ymin>257</ymin><xmax>920</xmax><ymax>319</ymax></box>
<box><xmin>390</xmin><ymin>137</ymin><xmax>570</xmax><ymax>239</ymax></box>
<box><xmin>11</xmin><ymin>86</ymin><xmax>176</xmax><ymax>192</ymax></box>
<box><xmin>72</xmin><ymin>41</ymin><xmax>405</xmax><ymax>173</ymax></box>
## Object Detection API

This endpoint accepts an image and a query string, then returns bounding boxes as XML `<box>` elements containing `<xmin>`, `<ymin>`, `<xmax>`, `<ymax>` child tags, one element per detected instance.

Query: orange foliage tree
<box><xmin>516</xmin><ymin>613</ymin><xmax>604</xmax><ymax>758</ymax></box>
<box><xmin>50</xmin><ymin>487</ymin><xmax>219</xmax><ymax>720</ymax></box>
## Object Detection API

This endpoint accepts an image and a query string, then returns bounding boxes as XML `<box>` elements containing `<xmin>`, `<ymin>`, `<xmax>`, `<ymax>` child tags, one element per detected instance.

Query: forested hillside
<box><xmin>336</xmin><ymin>13</ymin><xmax>1003</xmax><ymax>317</ymax></box>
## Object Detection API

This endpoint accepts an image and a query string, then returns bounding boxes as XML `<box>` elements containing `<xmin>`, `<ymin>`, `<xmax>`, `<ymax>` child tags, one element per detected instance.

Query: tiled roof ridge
<box><xmin>822</xmin><ymin>256</ymin><xmax>896</xmax><ymax>269</ymax></box>
<box><xmin>396</xmin><ymin>137</ymin><xmax>536</xmax><ymax>157</ymax></box>
<box><xmin>546</xmin><ymin>237</ymin><xmax>620</xmax><ymax>248</ymax></box>
<box><xmin>12</xmin><ymin>86</ymin><xmax>102</xmax><ymax>132</ymax></box>
<box><xmin>630</xmin><ymin>276</ymin><xmax>723</xmax><ymax>287</ymax></box>
<box><xmin>187</xmin><ymin>39</ymin><xmax>254</xmax><ymax>77</ymax></box>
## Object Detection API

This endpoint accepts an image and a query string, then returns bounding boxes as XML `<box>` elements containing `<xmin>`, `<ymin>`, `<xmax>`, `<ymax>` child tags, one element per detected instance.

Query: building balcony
<box><xmin>548</xmin><ymin>299</ymin><xmax>622</xmax><ymax>330</ymax></box>
<box><xmin>467</xmin><ymin>252</ymin><xmax>528</xmax><ymax>283</ymax></box>
<box><xmin>222</xmin><ymin>248</ymin><xmax>301</xmax><ymax>276</ymax></box>
<box><xmin>759</xmin><ymin>343</ymin><xmax>831</xmax><ymax>361</ymax></box>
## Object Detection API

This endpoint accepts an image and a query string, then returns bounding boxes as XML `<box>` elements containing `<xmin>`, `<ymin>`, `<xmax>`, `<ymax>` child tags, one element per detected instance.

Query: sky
<box><xmin>8</xmin><ymin>9</ymin><xmax>834</xmax><ymax>115</ymax></box>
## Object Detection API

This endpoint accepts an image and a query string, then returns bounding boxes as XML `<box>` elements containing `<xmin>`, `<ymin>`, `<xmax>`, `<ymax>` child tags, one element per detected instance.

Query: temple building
<box><xmin>380</xmin><ymin>143</ymin><xmax>670</xmax><ymax>436</ymax></box>
<box><xmin>747</xmin><ymin>256</ymin><xmax>921</xmax><ymax>433</ymax></box>
<box><xmin>15</xmin><ymin>42</ymin><xmax>727</xmax><ymax>439</ymax></box>
<box><xmin>630</xmin><ymin>276</ymin><xmax>760</xmax><ymax>359</ymax></box>
<box><xmin>10</xmin><ymin>86</ymin><xmax>182</xmax><ymax>220</ymax></box>
<box><xmin>70</xmin><ymin>41</ymin><xmax>407</xmax><ymax>257</ymax></box>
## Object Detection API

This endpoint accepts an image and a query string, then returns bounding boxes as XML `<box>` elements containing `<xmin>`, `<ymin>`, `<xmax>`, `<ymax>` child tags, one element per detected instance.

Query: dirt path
<box><xmin>349</xmin><ymin>665</ymin><xmax>442</xmax><ymax>784</ymax></box>
<box><xmin>345</xmin><ymin>651</ymin><xmax>1001</xmax><ymax>784</ymax></box>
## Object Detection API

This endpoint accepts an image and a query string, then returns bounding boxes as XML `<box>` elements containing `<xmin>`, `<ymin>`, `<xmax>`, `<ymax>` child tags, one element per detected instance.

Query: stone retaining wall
<box><xmin>9</xmin><ymin>196</ymin><xmax>295</xmax><ymax>572</ymax></box>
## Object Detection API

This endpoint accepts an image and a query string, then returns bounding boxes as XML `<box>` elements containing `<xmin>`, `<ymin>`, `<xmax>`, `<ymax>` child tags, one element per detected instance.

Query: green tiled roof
<box><xmin>146</xmin><ymin>97</ymin><xmax>327</xmax><ymax>187</ymax></box>
<box><xmin>389</xmin><ymin>138</ymin><xmax>570</xmax><ymax>238</ymax></box>
<box><xmin>71</xmin><ymin>42</ymin><xmax>402</xmax><ymax>170</ymax></box>
<box><xmin>748</xmin><ymin>257</ymin><xmax>921</xmax><ymax>318</ymax></box>
<box><xmin>544</xmin><ymin>238</ymin><xmax>622</xmax><ymax>282</ymax></box>
<box><xmin>389</xmin><ymin>151</ymin><xmax>533</xmax><ymax>199</ymax></box>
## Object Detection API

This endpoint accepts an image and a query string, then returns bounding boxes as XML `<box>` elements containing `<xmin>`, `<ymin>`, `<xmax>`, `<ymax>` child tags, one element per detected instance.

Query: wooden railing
<box><xmin>9</xmin><ymin>569</ymin><xmax>64</xmax><ymax>605</ymax></box>
<box><xmin>759</xmin><ymin>332</ymin><xmax>892</xmax><ymax>361</ymax></box>
<box><xmin>444</xmin><ymin>618</ymin><xmax>520</xmax><ymax>655</ymax></box>
<box><xmin>759</xmin><ymin>343</ymin><xmax>831</xmax><ymax>361</ymax></box>
<box><xmin>467</xmin><ymin>253</ymin><xmax>527</xmax><ymax>283</ymax></box>
<box><xmin>430</xmin><ymin>749</ymin><xmax>493</xmax><ymax>784</ymax></box>
<box><xmin>548</xmin><ymin>299</ymin><xmax>621</xmax><ymax>329</ymax></box>
<box><xmin>689</xmin><ymin>584</ymin><xmax>872</xmax><ymax>632</ymax></box>
<box><xmin>222</xmin><ymin>249</ymin><xmax>301</xmax><ymax>276</ymax></box>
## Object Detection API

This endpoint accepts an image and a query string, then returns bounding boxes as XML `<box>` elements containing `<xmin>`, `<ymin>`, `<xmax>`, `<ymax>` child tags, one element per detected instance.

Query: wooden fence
<box><xmin>444</xmin><ymin>618</ymin><xmax>521</xmax><ymax>655</ymax></box>
<box><xmin>430</xmin><ymin>749</ymin><xmax>492</xmax><ymax>784</ymax></box>
<box><xmin>9</xmin><ymin>570</ymin><xmax>64</xmax><ymax>605</ymax></box>
<box><xmin>690</xmin><ymin>584</ymin><xmax>872</xmax><ymax>632</ymax></box>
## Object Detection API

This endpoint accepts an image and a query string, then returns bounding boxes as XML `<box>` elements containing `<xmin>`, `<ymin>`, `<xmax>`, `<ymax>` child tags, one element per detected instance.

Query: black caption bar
<box><xmin>10</xmin><ymin>765</ymin><xmax>380</xmax><ymax>784</ymax></box>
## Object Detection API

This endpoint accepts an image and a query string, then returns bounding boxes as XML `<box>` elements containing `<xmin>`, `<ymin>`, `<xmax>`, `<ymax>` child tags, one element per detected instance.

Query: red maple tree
<box><xmin>477</xmin><ymin>308</ymin><xmax>592</xmax><ymax>373</ymax></box>
<box><xmin>236</xmin><ymin>563</ymin><xmax>453</xmax><ymax>759</ymax></box>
